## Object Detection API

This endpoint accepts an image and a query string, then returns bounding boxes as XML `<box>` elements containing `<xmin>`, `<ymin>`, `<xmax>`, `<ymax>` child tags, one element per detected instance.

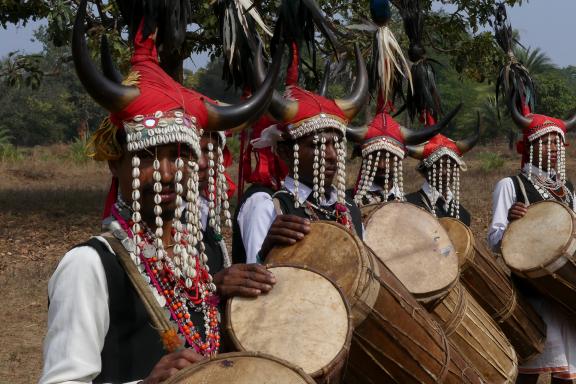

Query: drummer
<box><xmin>235</xmin><ymin>39</ymin><xmax>368</xmax><ymax>263</ymax></box>
<box><xmin>488</xmin><ymin>111</ymin><xmax>576</xmax><ymax>383</ymax></box>
<box><xmin>40</xmin><ymin>7</ymin><xmax>278</xmax><ymax>383</ymax></box>
<box><xmin>404</xmin><ymin>126</ymin><xmax>479</xmax><ymax>226</ymax></box>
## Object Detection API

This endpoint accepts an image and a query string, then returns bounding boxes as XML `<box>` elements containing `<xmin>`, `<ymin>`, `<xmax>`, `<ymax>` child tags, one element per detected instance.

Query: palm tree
<box><xmin>513</xmin><ymin>46</ymin><xmax>556</xmax><ymax>75</ymax></box>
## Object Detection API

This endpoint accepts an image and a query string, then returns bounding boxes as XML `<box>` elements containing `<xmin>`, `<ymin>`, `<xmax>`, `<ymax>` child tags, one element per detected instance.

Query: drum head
<box><xmin>164</xmin><ymin>352</ymin><xmax>315</xmax><ymax>384</ymax></box>
<box><xmin>439</xmin><ymin>217</ymin><xmax>474</xmax><ymax>268</ymax></box>
<box><xmin>364</xmin><ymin>202</ymin><xmax>458</xmax><ymax>299</ymax></box>
<box><xmin>266</xmin><ymin>221</ymin><xmax>364</xmax><ymax>297</ymax></box>
<box><xmin>226</xmin><ymin>265</ymin><xmax>351</xmax><ymax>377</ymax></box>
<box><xmin>502</xmin><ymin>201</ymin><xmax>574</xmax><ymax>271</ymax></box>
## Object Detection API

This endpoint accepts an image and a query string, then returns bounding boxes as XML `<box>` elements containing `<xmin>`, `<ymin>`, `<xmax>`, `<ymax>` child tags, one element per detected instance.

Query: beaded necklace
<box><xmin>110</xmin><ymin>203</ymin><xmax>221</xmax><ymax>355</ymax></box>
<box><xmin>523</xmin><ymin>170</ymin><xmax>573</xmax><ymax>206</ymax></box>
<box><xmin>288</xmin><ymin>191</ymin><xmax>354</xmax><ymax>231</ymax></box>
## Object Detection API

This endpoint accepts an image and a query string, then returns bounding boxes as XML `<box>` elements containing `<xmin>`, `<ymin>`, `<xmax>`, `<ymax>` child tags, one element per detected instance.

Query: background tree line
<box><xmin>0</xmin><ymin>0</ymin><xmax>575</xmax><ymax>149</ymax></box>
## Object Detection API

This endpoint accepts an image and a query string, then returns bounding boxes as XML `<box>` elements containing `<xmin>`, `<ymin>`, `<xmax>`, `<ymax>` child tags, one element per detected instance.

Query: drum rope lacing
<box><xmin>441</xmin><ymin>285</ymin><xmax>468</xmax><ymax>337</ymax></box>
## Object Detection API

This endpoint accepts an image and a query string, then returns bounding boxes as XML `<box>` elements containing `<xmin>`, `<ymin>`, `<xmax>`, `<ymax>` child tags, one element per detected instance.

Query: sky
<box><xmin>1</xmin><ymin>0</ymin><xmax>575</xmax><ymax>69</ymax></box>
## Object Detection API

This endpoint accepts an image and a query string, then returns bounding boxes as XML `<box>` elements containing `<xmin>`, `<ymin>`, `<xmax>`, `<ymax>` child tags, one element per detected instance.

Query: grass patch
<box><xmin>478</xmin><ymin>152</ymin><xmax>506</xmax><ymax>172</ymax></box>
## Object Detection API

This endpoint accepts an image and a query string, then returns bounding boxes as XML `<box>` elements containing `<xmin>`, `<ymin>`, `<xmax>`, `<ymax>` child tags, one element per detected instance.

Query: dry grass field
<box><xmin>1</xmin><ymin>141</ymin><xmax>574</xmax><ymax>383</ymax></box>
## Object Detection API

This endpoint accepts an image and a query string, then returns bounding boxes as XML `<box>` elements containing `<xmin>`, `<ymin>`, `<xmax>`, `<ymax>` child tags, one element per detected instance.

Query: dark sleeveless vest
<box><xmin>273</xmin><ymin>188</ymin><xmax>364</xmax><ymax>238</ymax></box>
<box><xmin>72</xmin><ymin>233</ymin><xmax>224</xmax><ymax>383</ymax></box>
<box><xmin>232</xmin><ymin>184</ymin><xmax>276</xmax><ymax>264</ymax></box>
<box><xmin>345</xmin><ymin>188</ymin><xmax>396</xmax><ymax>206</ymax></box>
<box><xmin>405</xmin><ymin>189</ymin><xmax>471</xmax><ymax>226</ymax></box>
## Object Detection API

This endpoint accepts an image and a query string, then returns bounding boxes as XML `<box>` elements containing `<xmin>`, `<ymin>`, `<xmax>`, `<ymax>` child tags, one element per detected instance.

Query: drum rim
<box><xmin>224</xmin><ymin>263</ymin><xmax>354</xmax><ymax>379</ymax></box>
<box><xmin>162</xmin><ymin>351</ymin><xmax>316</xmax><ymax>384</ymax></box>
<box><xmin>502</xmin><ymin>200</ymin><xmax>576</xmax><ymax>272</ymax></box>
<box><xmin>438</xmin><ymin>217</ymin><xmax>476</xmax><ymax>270</ymax></box>
<box><xmin>364</xmin><ymin>201</ymin><xmax>460</xmax><ymax>299</ymax></box>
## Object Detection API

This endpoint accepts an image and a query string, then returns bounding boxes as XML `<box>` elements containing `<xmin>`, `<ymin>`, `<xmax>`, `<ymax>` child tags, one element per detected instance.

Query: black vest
<box><xmin>273</xmin><ymin>188</ymin><xmax>364</xmax><ymax>238</ymax></box>
<box><xmin>232</xmin><ymin>184</ymin><xmax>276</xmax><ymax>264</ymax></box>
<box><xmin>404</xmin><ymin>189</ymin><xmax>471</xmax><ymax>226</ymax></box>
<box><xmin>346</xmin><ymin>188</ymin><xmax>396</xmax><ymax>206</ymax></box>
<box><xmin>71</xmin><ymin>233</ymin><xmax>224</xmax><ymax>383</ymax></box>
<box><xmin>510</xmin><ymin>173</ymin><xmax>574</xmax><ymax>207</ymax></box>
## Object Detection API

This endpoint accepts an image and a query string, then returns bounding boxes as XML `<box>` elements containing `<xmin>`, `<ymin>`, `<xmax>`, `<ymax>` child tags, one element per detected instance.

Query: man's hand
<box><xmin>141</xmin><ymin>349</ymin><xmax>205</xmax><ymax>384</ymax></box>
<box><xmin>508</xmin><ymin>202</ymin><xmax>528</xmax><ymax>221</ymax></box>
<box><xmin>260</xmin><ymin>215</ymin><xmax>311</xmax><ymax>257</ymax></box>
<box><xmin>213</xmin><ymin>264</ymin><xmax>276</xmax><ymax>298</ymax></box>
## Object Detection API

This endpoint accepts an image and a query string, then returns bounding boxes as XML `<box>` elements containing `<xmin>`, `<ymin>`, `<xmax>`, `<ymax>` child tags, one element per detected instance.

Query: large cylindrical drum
<box><xmin>432</xmin><ymin>282</ymin><xmax>518</xmax><ymax>383</ymax></box>
<box><xmin>225</xmin><ymin>265</ymin><xmax>353</xmax><ymax>383</ymax></box>
<box><xmin>502</xmin><ymin>200</ymin><xmax>576</xmax><ymax>316</ymax></box>
<box><xmin>267</xmin><ymin>221</ymin><xmax>485</xmax><ymax>383</ymax></box>
<box><xmin>439</xmin><ymin>217</ymin><xmax>546</xmax><ymax>362</ymax></box>
<box><xmin>363</xmin><ymin>202</ymin><xmax>459</xmax><ymax>309</ymax></box>
<box><xmin>163</xmin><ymin>352</ymin><xmax>316</xmax><ymax>384</ymax></box>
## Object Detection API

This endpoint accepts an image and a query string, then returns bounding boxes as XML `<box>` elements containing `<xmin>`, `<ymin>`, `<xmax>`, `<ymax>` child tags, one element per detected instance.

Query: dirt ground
<box><xmin>1</xmin><ymin>141</ymin><xmax>573</xmax><ymax>383</ymax></box>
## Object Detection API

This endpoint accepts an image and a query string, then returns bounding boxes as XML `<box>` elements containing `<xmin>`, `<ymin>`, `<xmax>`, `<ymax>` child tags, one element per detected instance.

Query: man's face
<box><xmin>372</xmin><ymin>150</ymin><xmax>398</xmax><ymax>186</ymax></box>
<box><xmin>531</xmin><ymin>132</ymin><xmax>560</xmax><ymax>171</ymax></box>
<box><xmin>279</xmin><ymin>129</ymin><xmax>341</xmax><ymax>188</ymax></box>
<box><xmin>110</xmin><ymin>143</ymin><xmax>196</xmax><ymax>224</ymax></box>
<box><xmin>425</xmin><ymin>155</ymin><xmax>453</xmax><ymax>191</ymax></box>
<box><xmin>198</xmin><ymin>135</ymin><xmax>220</xmax><ymax>194</ymax></box>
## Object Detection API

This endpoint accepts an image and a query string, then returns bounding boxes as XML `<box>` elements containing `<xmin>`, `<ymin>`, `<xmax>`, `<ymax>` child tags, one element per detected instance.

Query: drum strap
<box><xmin>272</xmin><ymin>197</ymin><xmax>284</xmax><ymax>215</ymax></box>
<box><xmin>515</xmin><ymin>176</ymin><xmax>530</xmax><ymax>206</ymax></box>
<box><xmin>102</xmin><ymin>234</ymin><xmax>180</xmax><ymax>352</ymax></box>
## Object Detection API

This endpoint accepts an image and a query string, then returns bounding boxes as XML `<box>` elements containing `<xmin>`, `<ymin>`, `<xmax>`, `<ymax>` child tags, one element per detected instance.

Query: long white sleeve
<box><xmin>237</xmin><ymin>192</ymin><xmax>277</xmax><ymax>264</ymax></box>
<box><xmin>487</xmin><ymin>178</ymin><xmax>517</xmax><ymax>252</ymax></box>
<box><xmin>39</xmin><ymin>237</ymin><xmax>140</xmax><ymax>384</ymax></box>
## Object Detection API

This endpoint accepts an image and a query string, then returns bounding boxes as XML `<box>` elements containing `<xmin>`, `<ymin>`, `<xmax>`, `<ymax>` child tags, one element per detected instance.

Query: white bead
<box><xmin>132</xmin><ymin>201</ymin><xmax>140</xmax><ymax>211</ymax></box>
<box><xmin>132</xmin><ymin>179</ymin><xmax>140</xmax><ymax>189</ymax></box>
<box><xmin>155</xmin><ymin>227</ymin><xmax>163</xmax><ymax>237</ymax></box>
<box><xmin>175</xmin><ymin>170</ymin><xmax>183</xmax><ymax>182</ymax></box>
<box><xmin>154</xmin><ymin>205</ymin><xmax>162</xmax><ymax>216</ymax></box>
<box><xmin>154</xmin><ymin>194</ymin><xmax>162</xmax><ymax>204</ymax></box>
<box><xmin>154</xmin><ymin>183</ymin><xmax>162</xmax><ymax>193</ymax></box>
<box><xmin>175</xmin><ymin>184</ymin><xmax>183</xmax><ymax>194</ymax></box>
<box><xmin>153</xmin><ymin>159</ymin><xmax>160</xmax><ymax>170</ymax></box>
<box><xmin>132</xmin><ymin>211</ymin><xmax>141</xmax><ymax>223</ymax></box>
<box><xmin>175</xmin><ymin>158</ymin><xmax>184</xmax><ymax>168</ymax></box>
<box><xmin>132</xmin><ymin>190</ymin><xmax>140</xmax><ymax>201</ymax></box>
<box><xmin>132</xmin><ymin>168</ymin><xmax>140</xmax><ymax>178</ymax></box>
<box><xmin>132</xmin><ymin>157</ymin><xmax>140</xmax><ymax>167</ymax></box>
<box><xmin>155</xmin><ymin>216</ymin><xmax>163</xmax><ymax>227</ymax></box>
<box><xmin>153</xmin><ymin>171</ymin><xmax>161</xmax><ymax>182</ymax></box>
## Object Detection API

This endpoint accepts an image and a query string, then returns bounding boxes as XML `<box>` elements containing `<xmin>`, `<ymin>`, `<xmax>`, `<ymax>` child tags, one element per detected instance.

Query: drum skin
<box><xmin>502</xmin><ymin>200</ymin><xmax>576</xmax><ymax>316</ymax></box>
<box><xmin>163</xmin><ymin>352</ymin><xmax>316</xmax><ymax>384</ymax></box>
<box><xmin>364</xmin><ymin>201</ymin><xmax>459</xmax><ymax>308</ymax></box>
<box><xmin>225</xmin><ymin>265</ymin><xmax>352</xmax><ymax>384</ymax></box>
<box><xmin>432</xmin><ymin>283</ymin><xmax>518</xmax><ymax>384</ymax></box>
<box><xmin>267</xmin><ymin>221</ymin><xmax>486</xmax><ymax>384</ymax></box>
<box><xmin>439</xmin><ymin>218</ymin><xmax>546</xmax><ymax>362</ymax></box>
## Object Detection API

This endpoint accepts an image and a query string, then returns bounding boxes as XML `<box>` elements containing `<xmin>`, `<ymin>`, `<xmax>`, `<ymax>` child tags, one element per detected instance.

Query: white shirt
<box><xmin>40</xmin><ymin>237</ymin><xmax>141</xmax><ymax>384</ymax></box>
<box><xmin>487</xmin><ymin>164</ymin><xmax>576</xmax><ymax>252</ymax></box>
<box><xmin>237</xmin><ymin>177</ymin><xmax>340</xmax><ymax>264</ymax></box>
<box><xmin>421</xmin><ymin>180</ymin><xmax>454</xmax><ymax>211</ymax></box>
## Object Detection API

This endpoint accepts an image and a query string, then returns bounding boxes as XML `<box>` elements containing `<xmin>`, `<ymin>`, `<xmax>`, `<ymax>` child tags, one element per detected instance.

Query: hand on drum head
<box><xmin>213</xmin><ymin>263</ymin><xmax>277</xmax><ymax>298</ymax></box>
<box><xmin>141</xmin><ymin>349</ymin><xmax>205</xmax><ymax>384</ymax></box>
<box><xmin>260</xmin><ymin>215</ymin><xmax>311</xmax><ymax>257</ymax></box>
<box><xmin>508</xmin><ymin>202</ymin><xmax>528</xmax><ymax>221</ymax></box>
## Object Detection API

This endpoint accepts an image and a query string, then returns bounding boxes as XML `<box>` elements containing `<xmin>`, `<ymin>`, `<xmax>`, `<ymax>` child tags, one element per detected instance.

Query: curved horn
<box><xmin>335</xmin><ymin>43</ymin><xmax>369</xmax><ymax>121</ymax></box>
<box><xmin>254</xmin><ymin>43</ymin><xmax>298</xmax><ymax>121</ymax></box>
<box><xmin>455</xmin><ymin>111</ymin><xmax>481</xmax><ymax>155</ymax></box>
<box><xmin>346</xmin><ymin>125</ymin><xmax>369</xmax><ymax>143</ymax></box>
<box><xmin>509</xmin><ymin>91</ymin><xmax>531</xmax><ymax>129</ymax></box>
<box><xmin>100</xmin><ymin>35</ymin><xmax>123</xmax><ymax>84</ymax></box>
<box><xmin>203</xmin><ymin>46</ymin><xmax>284</xmax><ymax>131</ymax></box>
<box><xmin>405</xmin><ymin>143</ymin><xmax>426</xmax><ymax>160</ymax></box>
<box><xmin>318</xmin><ymin>61</ymin><xmax>331</xmax><ymax>96</ymax></box>
<box><xmin>72</xmin><ymin>0</ymin><xmax>139</xmax><ymax>112</ymax></box>
<box><xmin>400</xmin><ymin>103</ymin><xmax>462</xmax><ymax>145</ymax></box>
<box><xmin>564</xmin><ymin>112</ymin><xmax>576</xmax><ymax>131</ymax></box>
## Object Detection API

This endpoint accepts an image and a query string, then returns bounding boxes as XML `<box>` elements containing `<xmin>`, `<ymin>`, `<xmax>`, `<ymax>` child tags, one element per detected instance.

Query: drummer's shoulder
<box><xmin>493</xmin><ymin>176</ymin><xmax>517</xmax><ymax>194</ymax></box>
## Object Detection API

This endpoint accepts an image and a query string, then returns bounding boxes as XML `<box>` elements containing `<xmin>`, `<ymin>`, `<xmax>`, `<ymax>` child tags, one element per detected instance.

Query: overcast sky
<box><xmin>1</xmin><ymin>0</ymin><xmax>575</xmax><ymax>69</ymax></box>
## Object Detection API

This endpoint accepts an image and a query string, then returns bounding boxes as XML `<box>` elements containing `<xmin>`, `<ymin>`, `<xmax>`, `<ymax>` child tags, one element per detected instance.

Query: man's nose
<box><xmin>157</xmin><ymin>156</ymin><xmax>176</xmax><ymax>183</ymax></box>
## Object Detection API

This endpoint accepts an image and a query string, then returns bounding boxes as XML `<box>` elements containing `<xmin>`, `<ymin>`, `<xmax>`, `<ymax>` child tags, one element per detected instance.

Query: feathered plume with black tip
<box><xmin>494</xmin><ymin>3</ymin><xmax>535</xmax><ymax>114</ymax></box>
<box><xmin>368</xmin><ymin>0</ymin><xmax>412</xmax><ymax>105</ymax></box>
<box><xmin>214</xmin><ymin>0</ymin><xmax>272</xmax><ymax>89</ymax></box>
<box><xmin>115</xmin><ymin>0</ymin><xmax>193</xmax><ymax>54</ymax></box>
<box><xmin>270</xmin><ymin>0</ymin><xmax>341</xmax><ymax>80</ymax></box>
<box><xmin>398</xmin><ymin>0</ymin><xmax>442</xmax><ymax>123</ymax></box>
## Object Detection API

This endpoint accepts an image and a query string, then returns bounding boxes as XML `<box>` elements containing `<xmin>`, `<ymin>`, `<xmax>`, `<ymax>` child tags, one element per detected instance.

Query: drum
<box><xmin>432</xmin><ymin>282</ymin><xmax>518</xmax><ymax>383</ymax></box>
<box><xmin>502</xmin><ymin>200</ymin><xmax>576</xmax><ymax>315</ymax></box>
<box><xmin>439</xmin><ymin>217</ymin><xmax>546</xmax><ymax>362</ymax></box>
<box><xmin>267</xmin><ymin>221</ymin><xmax>486</xmax><ymax>384</ymax></box>
<box><xmin>225</xmin><ymin>265</ymin><xmax>352</xmax><ymax>384</ymax></box>
<box><xmin>363</xmin><ymin>201</ymin><xmax>459</xmax><ymax>308</ymax></box>
<box><xmin>164</xmin><ymin>352</ymin><xmax>315</xmax><ymax>384</ymax></box>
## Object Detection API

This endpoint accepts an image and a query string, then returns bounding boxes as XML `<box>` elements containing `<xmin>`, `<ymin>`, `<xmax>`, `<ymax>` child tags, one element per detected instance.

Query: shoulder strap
<box><xmin>102</xmin><ymin>234</ymin><xmax>180</xmax><ymax>352</ymax></box>
<box><xmin>272</xmin><ymin>197</ymin><xmax>284</xmax><ymax>215</ymax></box>
<box><xmin>515</xmin><ymin>175</ymin><xmax>530</xmax><ymax>206</ymax></box>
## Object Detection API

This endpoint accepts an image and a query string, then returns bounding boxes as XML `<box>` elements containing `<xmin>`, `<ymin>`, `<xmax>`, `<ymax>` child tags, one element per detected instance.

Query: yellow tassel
<box><xmin>161</xmin><ymin>328</ymin><xmax>184</xmax><ymax>353</ymax></box>
<box><xmin>122</xmin><ymin>71</ymin><xmax>140</xmax><ymax>86</ymax></box>
<box><xmin>86</xmin><ymin>117</ymin><xmax>123</xmax><ymax>161</ymax></box>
